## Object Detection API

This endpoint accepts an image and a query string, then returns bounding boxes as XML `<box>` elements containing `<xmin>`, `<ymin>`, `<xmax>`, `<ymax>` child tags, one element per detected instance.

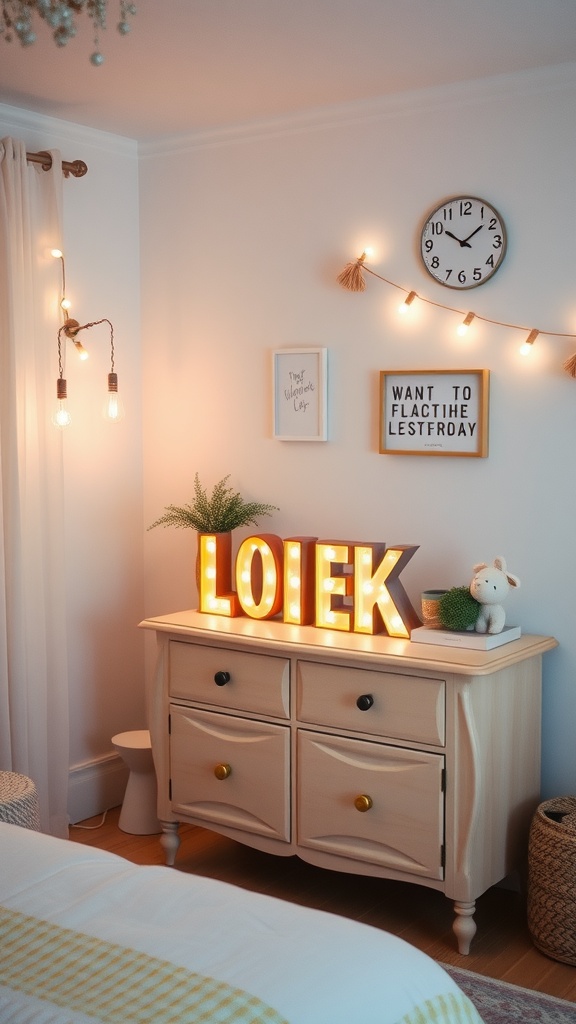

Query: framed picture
<box><xmin>273</xmin><ymin>347</ymin><xmax>328</xmax><ymax>441</ymax></box>
<box><xmin>380</xmin><ymin>369</ymin><xmax>489</xmax><ymax>457</ymax></box>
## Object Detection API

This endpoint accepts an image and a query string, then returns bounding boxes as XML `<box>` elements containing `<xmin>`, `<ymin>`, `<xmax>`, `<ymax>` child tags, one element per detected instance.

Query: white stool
<box><xmin>111</xmin><ymin>730</ymin><xmax>160</xmax><ymax>835</ymax></box>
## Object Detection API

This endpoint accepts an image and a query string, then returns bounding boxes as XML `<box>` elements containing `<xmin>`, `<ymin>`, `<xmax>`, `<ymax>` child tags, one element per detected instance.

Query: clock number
<box><xmin>444</xmin><ymin>269</ymin><xmax>453</xmax><ymax>281</ymax></box>
<box><xmin>425</xmin><ymin>239</ymin><xmax>433</xmax><ymax>252</ymax></box>
<box><xmin>431</xmin><ymin>221</ymin><xmax>444</xmax><ymax>235</ymax></box>
<box><xmin>489</xmin><ymin>217</ymin><xmax>497</xmax><ymax>230</ymax></box>
<box><xmin>431</xmin><ymin>256</ymin><xmax>440</xmax><ymax>269</ymax></box>
<box><xmin>486</xmin><ymin>254</ymin><xmax>495</xmax><ymax>267</ymax></box>
<box><xmin>492</xmin><ymin>234</ymin><xmax>503</xmax><ymax>249</ymax></box>
<box><xmin>458</xmin><ymin>270</ymin><xmax>466</xmax><ymax>284</ymax></box>
<box><xmin>442</xmin><ymin>207</ymin><xmax>453</xmax><ymax>221</ymax></box>
<box><xmin>473</xmin><ymin>268</ymin><xmax>482</xmax><ymax>281</ymax></box>
<box><xmin>459</xmin><ymin>200</ymin><xmax>473</xmax><ymax>216</ymax></box>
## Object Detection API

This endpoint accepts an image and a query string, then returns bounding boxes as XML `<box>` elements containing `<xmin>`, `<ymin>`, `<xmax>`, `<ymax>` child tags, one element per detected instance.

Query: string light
<box><xmin>519</xmin><ymin>328</ymin><xmax>539</xmax><ymax>356</ymax></box>
<box><xmin>51</xmin><ymin>248</ymin><xmax>74</xmax><ymax>318</ymax></box>
<box><xmin>457</xmin><ymin>312</ymin><xmax>475</xmax><ymax>337</ymax></box>
<box><xmin>398</xmin><ymin>290</ymin><xmax>417</xmax><ymax>314</ymax></box>
<box><xmin>337</xmin><ymin>252</ymin><xmax>576</xmax><ymax>375</ymax></box>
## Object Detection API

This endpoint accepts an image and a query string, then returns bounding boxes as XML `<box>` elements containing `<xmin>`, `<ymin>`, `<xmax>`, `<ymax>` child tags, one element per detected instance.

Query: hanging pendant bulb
<box><xmin>52</xmin><ymin>378</ymin><xmax>71</xmax><ymax>428</ymax></box>
<box><xmin>103</xmin><ymin>372</ymin><xmax>125</xmax><ymax>422</ymax></box>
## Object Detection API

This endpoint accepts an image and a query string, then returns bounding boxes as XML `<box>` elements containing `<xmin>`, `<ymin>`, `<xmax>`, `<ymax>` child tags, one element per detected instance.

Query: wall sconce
<box><xmin>53</xmin><ymin>317</ymin><xmax>125</xmax><ymax>427</ymax></box>
<box><xmin>52</xmin><ymin>250</ymin><xmax>124</xmax><ymax>427</ymax></box>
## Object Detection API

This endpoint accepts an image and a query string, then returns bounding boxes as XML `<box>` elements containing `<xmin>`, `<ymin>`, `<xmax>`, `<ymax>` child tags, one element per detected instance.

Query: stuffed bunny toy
<box><xmin>470</xmin><ymin>557</ymin><xmax>520</xmax><ymax>634</ymax></box>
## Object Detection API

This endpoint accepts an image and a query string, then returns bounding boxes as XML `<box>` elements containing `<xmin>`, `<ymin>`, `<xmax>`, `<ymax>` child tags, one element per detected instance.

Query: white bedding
<box><xmin>0</xmin><ymin>823</ymin><xmax>483</xmax><ymax>1024</ymax></box>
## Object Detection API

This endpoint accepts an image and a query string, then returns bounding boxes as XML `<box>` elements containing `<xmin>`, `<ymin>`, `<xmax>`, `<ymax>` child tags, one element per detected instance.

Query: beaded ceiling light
<box><xmin>0</xmin><ymin>1</ymin><xmax>136</xmax><ymax>64</ymax></box>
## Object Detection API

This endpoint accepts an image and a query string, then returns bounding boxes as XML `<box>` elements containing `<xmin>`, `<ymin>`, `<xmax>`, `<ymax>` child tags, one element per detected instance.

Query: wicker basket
<box><xmin>527</xmin><ymin>796</ymin><xmax>576</xmax><ymax>965</ymax></box>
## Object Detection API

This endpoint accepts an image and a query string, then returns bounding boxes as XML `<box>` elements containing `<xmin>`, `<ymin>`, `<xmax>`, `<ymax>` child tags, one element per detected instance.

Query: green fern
<box><xmin>148</xmin><ymin>474</ymin><xmax>278</xmax><ymax>533</ymax></box>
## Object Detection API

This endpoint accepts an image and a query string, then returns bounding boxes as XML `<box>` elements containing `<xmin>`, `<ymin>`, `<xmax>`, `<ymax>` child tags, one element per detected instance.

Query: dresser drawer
<box><xmin>170</xmin><ymin>706</ymin><xmax>290</xmax><ymax>842</ymax></box>
<box><xmin>297</xmin><ymin>729</ymin><xmax>444</xmax><ymax>879</ymax></box>
<box><xmin>297</xmin><ymin>661</ymin><xmax>445</xmax><ymax>746</ymax></box>
<box><xmin>169</xmin><ymin>640</ymin><xmax>290</xmax><ymax>718</ymax></box>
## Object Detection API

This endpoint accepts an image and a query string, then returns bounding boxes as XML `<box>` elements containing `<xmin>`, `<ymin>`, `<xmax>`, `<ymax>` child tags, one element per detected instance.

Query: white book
<box><xmin>409</xmin><ymin>624</ymin><xmax>522</xmax><ymax>650</ymax></box>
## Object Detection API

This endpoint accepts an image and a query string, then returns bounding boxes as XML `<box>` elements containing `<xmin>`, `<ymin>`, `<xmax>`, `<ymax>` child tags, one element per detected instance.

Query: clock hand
<box><xmin>445</xmin><ymin>229</ymin><xmax>472</xmax><ymax>248</ymax></box>
<box><xmin>461</xmin><ymin>224</ymin><xmax>484</xmax><ymax>244</ymax></box>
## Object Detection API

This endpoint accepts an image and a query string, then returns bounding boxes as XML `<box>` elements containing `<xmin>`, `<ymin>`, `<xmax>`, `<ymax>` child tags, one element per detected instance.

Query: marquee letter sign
<box><xmin>198</xmin><ymin>533</ymin><xmax>420</xmax><ymax>639</ymax></box>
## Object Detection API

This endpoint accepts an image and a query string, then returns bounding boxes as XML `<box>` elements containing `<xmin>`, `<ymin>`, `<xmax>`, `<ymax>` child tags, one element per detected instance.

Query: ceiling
<box><xmin>1</xmin><ymin>0</ymin><xmax>576</xmax><ymax>141</ymax></box>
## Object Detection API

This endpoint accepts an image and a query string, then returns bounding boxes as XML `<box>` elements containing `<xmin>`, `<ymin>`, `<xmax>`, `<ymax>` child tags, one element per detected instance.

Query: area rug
<box><xmin>443</xmin><ymin>964</ymin><xmax>576</xmax><ymax>1023</ymax></box>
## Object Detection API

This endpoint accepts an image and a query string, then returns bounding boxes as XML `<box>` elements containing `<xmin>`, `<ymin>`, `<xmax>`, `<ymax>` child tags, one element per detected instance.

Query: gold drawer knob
<box><xmin>354</xmin><ymin>794</ymin><xmax>373</xmax><ymax>812</ymax></box>
<box><xmin>214</xmin><ymin>763</ymin><xmax>232</xmax><ymax>780</ymax></box>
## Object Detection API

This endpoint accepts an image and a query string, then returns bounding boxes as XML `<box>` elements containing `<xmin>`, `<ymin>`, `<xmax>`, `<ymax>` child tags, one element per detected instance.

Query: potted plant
<box><xmin>148</xmin><ymin>473</ymin><xmax>278</xmax><ymax>534</ymax></box>
<box><xmin>148</xmin><ymin>473</ymin><xmax>279</xmax><ymax>589</ymax></box>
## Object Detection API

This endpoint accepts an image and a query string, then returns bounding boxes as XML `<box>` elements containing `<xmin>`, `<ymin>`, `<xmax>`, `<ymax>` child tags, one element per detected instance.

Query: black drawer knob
<box><xmin>356</xmin><ymin>693</ymin><xmax>374</xmax><ymax>711</ymax></box>
<box><xmin>214</xmin><ymin>670</ymin><xmax>231</xmax><ymax>686</ymax></box>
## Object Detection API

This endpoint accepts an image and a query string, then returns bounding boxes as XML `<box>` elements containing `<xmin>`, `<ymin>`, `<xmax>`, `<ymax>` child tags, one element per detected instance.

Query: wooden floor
<box><xmin>70</xmin><ymin>806</ymin><xmax>576</xmax><ymax>1004</ymax></box>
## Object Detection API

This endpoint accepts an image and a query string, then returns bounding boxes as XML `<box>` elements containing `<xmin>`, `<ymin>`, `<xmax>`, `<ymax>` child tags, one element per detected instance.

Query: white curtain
<box><xmin>0</xmin><ymin>137</ymin><xmax>69</xmax><ymax>837</ymax></box>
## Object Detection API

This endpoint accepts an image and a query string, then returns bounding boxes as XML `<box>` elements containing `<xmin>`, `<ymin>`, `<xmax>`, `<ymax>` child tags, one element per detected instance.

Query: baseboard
<box><xmin>68</xmin><ymin>753</ymin><xmax>129</xmax><ymax>824</ymax></box>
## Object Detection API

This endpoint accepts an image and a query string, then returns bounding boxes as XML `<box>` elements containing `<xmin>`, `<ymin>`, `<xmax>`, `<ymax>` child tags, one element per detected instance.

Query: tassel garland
<box><xmin>563</xmin><ymin>353</ymin><xmax>576</xmax><ymax>378</ymax></box>
<box><xmin>337</xmin><ymin>252</ymin><xmax>367</xmax><ymax>292</ymax></box>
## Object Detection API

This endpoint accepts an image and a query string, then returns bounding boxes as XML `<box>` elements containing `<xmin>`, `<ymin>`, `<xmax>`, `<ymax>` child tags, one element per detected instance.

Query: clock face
<box><xmin>420</xmin><ymin>196</ymin><xmax>507</xmax><ymax>289</ymax></box>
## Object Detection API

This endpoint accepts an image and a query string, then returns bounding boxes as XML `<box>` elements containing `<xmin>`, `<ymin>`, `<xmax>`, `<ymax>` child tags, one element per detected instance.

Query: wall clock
<box><xmin>420</xmin><ymin>195</ymin><xmax>507</xmax><ymax>289</ymax></box>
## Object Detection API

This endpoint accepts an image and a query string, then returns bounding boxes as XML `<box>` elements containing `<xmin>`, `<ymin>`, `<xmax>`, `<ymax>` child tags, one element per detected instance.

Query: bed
<box><xmin>0</xmin><ymin>822</ymin><xmax>484</xmax><ymax>1024</ymax></box>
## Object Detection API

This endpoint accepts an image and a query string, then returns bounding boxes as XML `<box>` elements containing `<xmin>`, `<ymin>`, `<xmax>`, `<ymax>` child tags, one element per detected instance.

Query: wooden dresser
<box><xmin>140</xmin><ymin>610</ymin><xmax>556</xmax><ymax>954</ymax></box>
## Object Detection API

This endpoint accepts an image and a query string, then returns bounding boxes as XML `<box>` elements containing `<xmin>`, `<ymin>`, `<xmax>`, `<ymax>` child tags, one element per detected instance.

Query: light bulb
<box><xmin>72</xmin><ymin>339</ymin><xmax>89</xmax><ymax>361</ymax></box>
<box><xmin>519</xmin><ymin>329</ymin><xmax>539</xmax><ymax>356</ymax></box>
<box><xmin>52</xmin><ymin>378</ymin><xmax>71</xmax><ymax>428</ymax></box>
<box><xmin>398</xmin><ymin>290</ymin><xmax>417</xmax><ymax>314</ymax></box>
<box><xmin>457</xmin><ymin>312</ymin><xmax>475</xmax><ymax>337</ymax></box>
<box><xmin>103</xmin><ymin>372</ymin><xmax>125</xmax><ymax>422</ymax></box>
<box><xmin>51</xmin><ymin>248</ymin><xmax>63</xmax><ymax>259</ymax></box>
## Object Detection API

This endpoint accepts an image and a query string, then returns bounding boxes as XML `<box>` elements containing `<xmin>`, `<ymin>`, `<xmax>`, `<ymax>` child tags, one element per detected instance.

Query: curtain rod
<box><xmin>26</xmin><ymin>150</ymin><xmax>88</xmax><ymax>179</ymax></box>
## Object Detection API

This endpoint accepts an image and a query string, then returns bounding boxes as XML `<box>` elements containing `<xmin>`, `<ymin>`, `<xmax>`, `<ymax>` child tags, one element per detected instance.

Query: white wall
<box><xmin>140</xmin><ymin>65</ymin><xmax>576</xmax><ymax>800</ymax></box>
<box><xmin>0</xmin><ymin>104</ymin><xmax>145</xmax><ymax>819</ymax></box>
<box><xmin>3</xmin><ymin>60</ymin><xmax>575</xmax><ymax>820</ymax></box>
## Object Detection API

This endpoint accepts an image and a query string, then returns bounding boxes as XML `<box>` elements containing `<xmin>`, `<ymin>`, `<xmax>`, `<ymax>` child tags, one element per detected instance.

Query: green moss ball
<box><xmin>438</xmin><ymin>586</ymin><xmax>480</xmax><ymax>631</ymax></box>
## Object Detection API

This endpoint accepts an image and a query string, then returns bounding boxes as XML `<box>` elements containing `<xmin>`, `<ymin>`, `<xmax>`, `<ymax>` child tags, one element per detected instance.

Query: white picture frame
<box><xmin>273</xmin><ymin>347</ymin><xmax>328</xmax><ymax>441</ymax></box>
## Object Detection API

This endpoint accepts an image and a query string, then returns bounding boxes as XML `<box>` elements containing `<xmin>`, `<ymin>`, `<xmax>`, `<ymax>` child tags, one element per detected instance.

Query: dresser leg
<box><xmin>160</xmin><ymin>821</ymin><xmax>180</xmax><ymax>865</ymax></box>
<box><xmin>452</xmin><ymin>900</ymin><xmax>476</xmax><ymax>954</ymax></box>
